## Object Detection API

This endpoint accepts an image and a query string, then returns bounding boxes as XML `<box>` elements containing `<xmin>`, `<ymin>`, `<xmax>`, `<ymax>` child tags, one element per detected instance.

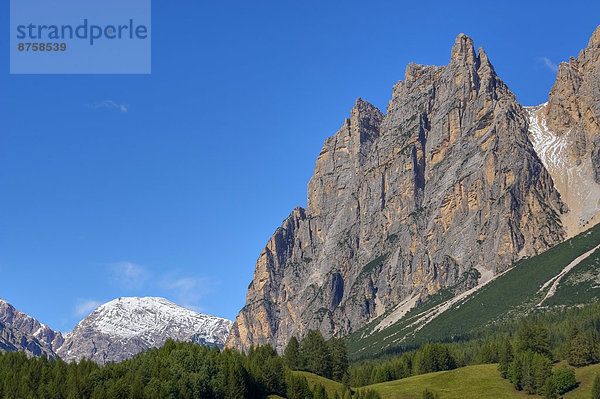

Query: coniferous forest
<box><xmin>0</xmin><ymin>331</ymin><xmax>357</xmax><ymax>399</ymax></box>
<box><xmin>3</xmin><ymin>303</ymin><xmax>600</xmax><ymax>398</ymax></box>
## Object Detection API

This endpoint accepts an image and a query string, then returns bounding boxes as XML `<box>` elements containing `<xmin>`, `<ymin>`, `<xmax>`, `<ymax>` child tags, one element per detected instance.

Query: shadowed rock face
<box><xmin>227</xmin><ymin>33</ymin><xmax>570</xmax><ymax>353</ymax></box>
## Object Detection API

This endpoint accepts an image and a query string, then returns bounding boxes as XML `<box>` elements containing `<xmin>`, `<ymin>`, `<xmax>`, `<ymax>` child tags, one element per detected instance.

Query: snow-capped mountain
<box><xmin>56</xmin><ymin>297</ymin><xmax>232</xmax><ymax>364</ymax></box>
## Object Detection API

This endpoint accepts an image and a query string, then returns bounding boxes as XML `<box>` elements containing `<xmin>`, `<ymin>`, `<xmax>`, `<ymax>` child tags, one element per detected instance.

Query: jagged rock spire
<box><xmin>451</xmin><ymin>33</ymin><xmax>477</xmax><ymax>65</ymax></box>
<box><xmin>227</xmin><ymin>29</ymin><xmax>566</xmax><ymax>354</ymax></box>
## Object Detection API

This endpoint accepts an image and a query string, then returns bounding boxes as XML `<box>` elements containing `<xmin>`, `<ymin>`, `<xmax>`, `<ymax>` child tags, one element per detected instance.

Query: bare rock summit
<box><xmin>227</xmin><ymin>31</ymin><xmax>573</xmax><ymax>352</ymax></box>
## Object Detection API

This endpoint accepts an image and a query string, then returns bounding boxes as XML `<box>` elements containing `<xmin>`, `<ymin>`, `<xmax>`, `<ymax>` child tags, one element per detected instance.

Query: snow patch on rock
<box><xmin>526</xmin><ymin>104</ymin><xmax>600</xmax><ymax>236</ymax></box>
<box><xmin>57</xmin><ymin>297</ymin><xmax>232</xmax><ymax>364</ymax></box>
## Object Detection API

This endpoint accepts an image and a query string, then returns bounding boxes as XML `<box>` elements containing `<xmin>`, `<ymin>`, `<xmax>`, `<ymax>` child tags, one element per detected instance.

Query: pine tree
<box><xmin>532</xmin><ymin>353</ymin><xmax>553</xmax><ymax>394</ymax></box>
<box><xmin>552</xmin><ymin>366</ymin><xmax>577</xmax><ymax>395</ymax></box>
<box><xmin>508</xmin><ymin>352</ymin><xmax>524</xmax><ymax>390</ymax></box>
<box><xmin>286</xmin><ymin>374</ymin><xmax>311</xmax><ymax>399</ymax></box>
<box><xmin>542</xmin><ymin>377</ymin><xmax>558</xmax><ymax>399</ymax></box>
<box><xmin>413</xmin><ymin>343</ymin><xmax>456</xmax><ymax>375</ymax></box>
<box><xmin>284</xmin><ymin>336</ymin><xmax>302</xmax><ymax>370</ymax></box>
<box><xmin>569</xmin><ymin>331</ymin><xmax>592</xmax><ymax>366</ymax></box>
<box><xmin>300</xmin><ymin>330</ymin><xmax>332</xmax><ymax>378</ymax></box>
<box><xmin>225</xmin><ymin>357</ymin><xmax>248</xmax><ymax>399</ymax></box>
<box><xmin>515</xmin><ymin>323</ymin><xmax>551</xmax><ymax>357</ymax></box>
<box><xmin>262</xmin><ymin>356</ymin><xmax>286</xmax><ymax>395</ymax></box>
<box><xmin>586</xmin><ymin>328</ymin><xmax>600</xmax><ymax>363</ymax></box>
<box><xmin>329</xmin><ymin>338</ymin><xmax>349</xmax><ymax>382</ymax></box>
<box><xmin>520</xmin><ymin>352</ymin><xmax>536</xmax><ymax>394</ymax></box>
<box><xmin>498</xmin><ymin>337</ymin><xmax>513</xmax><ymax>379</ymax></box>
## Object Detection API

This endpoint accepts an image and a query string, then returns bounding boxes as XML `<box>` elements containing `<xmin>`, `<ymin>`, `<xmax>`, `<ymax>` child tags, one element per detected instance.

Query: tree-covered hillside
<box><xmin>0</xmin><ymin>332</ymin><xmax>355</xmax><ymax>399</ymax></box>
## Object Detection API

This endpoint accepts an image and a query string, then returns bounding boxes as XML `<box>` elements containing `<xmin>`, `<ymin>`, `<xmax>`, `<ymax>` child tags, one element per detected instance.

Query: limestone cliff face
<box><xmin>527</xmin><ymin>25</ymin><xmax>600</xmax><ymax>235</ymax></box>
<box><xmin>227</xmin><ymin>34</ymin><xmax>567</xmax><ymax>352</ymax></box>
<box><xmin>546</xmin><ymin>26</ymin><xmax>600</xmax><ymax>146</ymax></box>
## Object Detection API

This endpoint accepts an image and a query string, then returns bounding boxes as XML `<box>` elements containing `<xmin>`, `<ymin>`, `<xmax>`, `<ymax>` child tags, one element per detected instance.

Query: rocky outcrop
<box><xmin>0</xmin><ymin>298</ymin><xmax>60</xmax><ymax>358</ymax></box>
<box><xmin>227</xmin><ymin>33</ymin><xmax>567</xmax><ymax>353</ymax></box>
<box><xmin>57</xmin><ymin>297</ymin><xmax>232</xmax><ymax>364</ymax></box>
<box><xmin>546</xmin><ymin>26</ymin><xmax>600</xmax><ymax>144</ymax></box>
<box><xmin>0</xmin><ymin>298</ymin><xmax>64</xmax><ymax>352</ymax></box>
<box><xmin>0</xmin><ymin>320</ymin><xmax>55</xmax><ymax>358</ymax></box>
<box><xmin>527</xmin><ymin>25</ymin><xmax>600</xmax><ymax>235</ymax></box>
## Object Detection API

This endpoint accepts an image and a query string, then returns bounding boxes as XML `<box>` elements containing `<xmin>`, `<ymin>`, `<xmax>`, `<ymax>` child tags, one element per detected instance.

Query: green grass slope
<box><xmin>347</xmin><ymin>223</ymin><xmax>600</xmax><ymax>360</ymax></box>
<box><xmin>564</xmin><ymin>362</ymin><xmax>600</xmax><ymax>399</ymax></box>
<box><xmin>293</xmin><ymin>371</ymin><xmax>346</xmax><ymax>397</ymax></box>
<box><xmin>358</xmin><ymin>363</ymin><xmax>600</xmax><ymax>399</ymax></box>
<box><xmin>358</xmin><ymin>364</ymin><xmax>529</xmax><ymax>399</ymax></box>
<box><xmin>282</xmin><ymin>363</ymin><xmax>600</xmax><ymax>398</ymax></box>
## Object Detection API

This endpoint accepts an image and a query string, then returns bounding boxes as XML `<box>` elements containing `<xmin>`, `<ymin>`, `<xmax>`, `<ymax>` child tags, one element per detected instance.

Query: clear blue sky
<box><xmin>1</xmin><ymin>0</ymin><xmax>599</xmax><ymax>332</ymax></box>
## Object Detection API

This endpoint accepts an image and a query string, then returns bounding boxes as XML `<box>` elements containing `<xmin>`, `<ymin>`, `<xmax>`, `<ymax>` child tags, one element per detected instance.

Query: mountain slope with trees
<box><xmin>346</xmin><ymin>222</ymin><xmax>600</xmax><ymax>360</ymax></box>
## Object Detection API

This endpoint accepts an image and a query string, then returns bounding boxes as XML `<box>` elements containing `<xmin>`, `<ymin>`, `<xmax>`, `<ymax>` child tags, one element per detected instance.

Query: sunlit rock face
<box><xmin>529</xmin><ymin>25</ymin><xmax>600</xmax><ymax>236</ymax></box>
<box><xmin>226</xmin><ymin>30</ymin><xmax>588</xmax><ymax>353</ymax></box>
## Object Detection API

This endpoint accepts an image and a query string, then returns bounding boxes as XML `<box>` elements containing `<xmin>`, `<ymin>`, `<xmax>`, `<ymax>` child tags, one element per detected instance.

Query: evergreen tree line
<box><xmin>5</xmin><ymin>303</ymin><xmax>600</xmax><ymax>397</ymax></box>
<box><xmin>497</xmin><ymin>322</ymin><xmax>579</xmax><ymax>397</ymax></box>
<box><xmin>0</xmin><ymin>336</ymin><xmax>367</xmax><ymax>399</ymax></box>
<box><xmin>348</xmin><ymin>343</ymin><xmax>457</xmax><ymax>387</ymax></box>
<box><xmin>348</xmin><ymin>303</ymin><xmax>600</xmax><ymax>389</ymax></box>
<box><xmin>283</xmin><ymin>330</ymin><xmax>350</xmax><ymax>383</ymax></box>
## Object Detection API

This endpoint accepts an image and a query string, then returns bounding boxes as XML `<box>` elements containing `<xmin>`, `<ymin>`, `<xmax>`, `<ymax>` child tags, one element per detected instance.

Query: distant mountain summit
<box><xmin>0</xmin><ymin>297</ymin><xmax>232</xmax><ymax>364</ymax></box>
<box><xmin>56</xmin><ymin>297</ymin><xmax>232</xmax><ymax>364</ymax></box>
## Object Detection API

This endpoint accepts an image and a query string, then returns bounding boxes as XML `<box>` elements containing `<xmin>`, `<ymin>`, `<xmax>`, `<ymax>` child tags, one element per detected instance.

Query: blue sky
<box><xmin>1</xmin><ymin>0</ymin><xmax>599</xmax><ymax>332</ymax></box>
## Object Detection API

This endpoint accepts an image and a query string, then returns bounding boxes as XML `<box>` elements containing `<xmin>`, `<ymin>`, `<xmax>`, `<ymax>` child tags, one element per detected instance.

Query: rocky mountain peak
<box><xmin>352</xmin><ymin>97</ymin><xmax>378</xmax><ymax>114</ymax></box>
<box><xmin>450</xmin><ymin>33</ymin><xmax>477</xmax><ymax>65</ymax></box>
<box><xmin>477</xmin><ymin>47</ymin><xmax>494</xmax><ymax>72</ymax></box>
<box><xmin>546</xmin><ymin>25</ymin><xmax>600</xmax><ymax>137</ymax></box>
<box><xmin>587</xmin><ymin>24</ymin><xmax>600</xmax><ymax>49</ymax></box>
<box><xmin>0</xmin><ymin>298</ymin><xmax>62</xmax><ymax>358</ymax></box>
<box><xmin>57</xmin><ymin>297</ymin><xmax>232</xmax><ymax>364</ymax></box>
<box><xmin>404</xmin><ymin>63</ymin><xmax>428</xmax><ymax>85</ymax></box>
<box><xmin>527</xmin><ymin>25</ymin><xmax>600</xmax><ymax>235</ymax></box>
<box><xmin>227</xmin><ymin>31</ymin><xmax>566</xmax><ymax>353</ymax></box>
<box><xmin>0</xmin><ymin>298</ymin><xmax>63</xmax><ymax>352</ymax></box>
<box><xmin>349</xmin><ymin>98</ymin><xmax>383</xmax><ymax>150</ymax></box>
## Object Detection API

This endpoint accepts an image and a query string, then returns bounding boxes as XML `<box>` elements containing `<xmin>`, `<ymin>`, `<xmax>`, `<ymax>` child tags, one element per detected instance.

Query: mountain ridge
<box><xmin>0</xmin><ymin>298</ymin><xmax>63</xmax><ymax>357</ymax></box>
<box><xmin>57</xmin><ymin>296</ymin><xmax>233</xmax><ymax>364</ymax></box>
<box><xmin>0</xmin><ymin>296</ymin><xmax>233</xmax><ymax>365</ymax></box>
<box><xmin>346</xmin><ymin>221</ymin><xmax>600</xmax><ymax>359</ymax></box>
<box><xmin>227</xmin><ymin>27</ymin><xmax>600</xmax><ymax>353</ymax></box>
